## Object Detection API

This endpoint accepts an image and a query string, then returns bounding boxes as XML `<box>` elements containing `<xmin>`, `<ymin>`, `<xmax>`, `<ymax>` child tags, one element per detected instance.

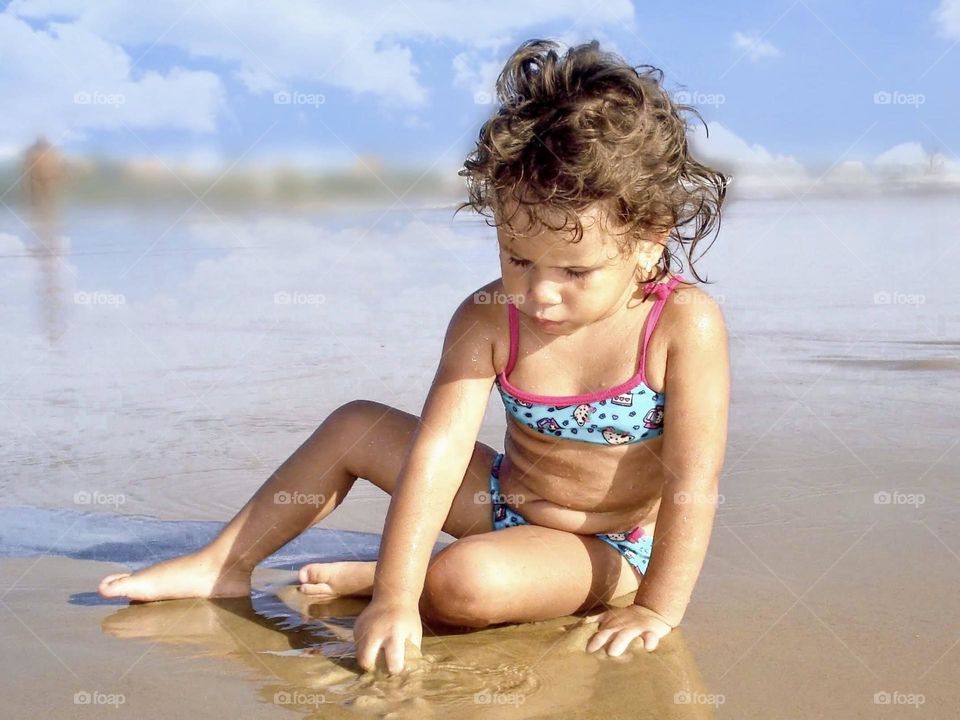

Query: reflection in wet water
<box><xmin>22</xmin><ymin>136</ymin><xmax>68</xmax><ymax>346</ymax></box>
<box><xmin>99</xmin><ymin>580</ymin><xmax>718</xmax><ymax>719</ymax></box>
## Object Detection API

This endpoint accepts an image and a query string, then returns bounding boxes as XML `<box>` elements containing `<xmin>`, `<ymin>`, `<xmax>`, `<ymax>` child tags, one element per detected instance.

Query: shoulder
<box><xmin>449</xmin><ymin>278</ymin><xmax>504</xmax><ymax>331</ymax></box>
<box><xmin>662</xmin><ymin>280</ymin><xmax>728</xmax><ymax>351</ymax></box>
<box><xmin>438</xmin><ymin>278</ymin><xmax>503</xmax><ymax>370</ymax></box>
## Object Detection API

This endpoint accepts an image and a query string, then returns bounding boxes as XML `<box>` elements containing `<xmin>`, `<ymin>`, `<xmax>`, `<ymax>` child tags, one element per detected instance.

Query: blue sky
<box><xmin>1</xmin><ymin>0</ymin><xmax>957</xmax><ymax>175</ymax></box>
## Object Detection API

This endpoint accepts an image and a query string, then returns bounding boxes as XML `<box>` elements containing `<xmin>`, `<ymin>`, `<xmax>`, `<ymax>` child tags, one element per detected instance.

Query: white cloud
<box><xmin>7</xmin><ymin>0</ymin><xmax>634</xmax><ymax>109</ymax></box>
<box><xmin>687</xmin><ymin>125</ymin><xmax>960</xmax><ymax>196</ymax></box>
<box><xmin>688</xmin><ymin>120</ymin><xmax>809</xmax><ymax>194</ymax></box>
<box><xmin>0</xmin><ymin>13</ymin><xmax>225</xmax><ymax>148</ymax></box>
<box><xmin>874</xmin><ymin>141</ymin><xmax>930</xmax><ymax>167</ymax></box>
<box><xmin>934</xmin><ymin>0</ymin><xmax>960</xmax><ymax>39</ymax></box>
<box><xmin>732</xmin><ymin>31</ymin><xmax>782</xmax><ymax>63</ymax></box>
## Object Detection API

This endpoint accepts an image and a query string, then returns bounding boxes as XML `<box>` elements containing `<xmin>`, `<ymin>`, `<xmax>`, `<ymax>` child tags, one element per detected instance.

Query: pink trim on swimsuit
<box><xmin>496</xmin><ymin>275</ymin><xmax>684</xmax><ymax>404</ymax></box>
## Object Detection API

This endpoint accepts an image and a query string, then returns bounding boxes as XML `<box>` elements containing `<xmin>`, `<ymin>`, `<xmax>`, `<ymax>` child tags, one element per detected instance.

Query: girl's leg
<box><xmin>98</xmin><ymin>400</ymin><xmax>498</xmax><ymax>602</ymax></box>
<box><xmin>418</xmin><ymin>524</ymin><xmax>643</xmax><ymax>628</ymax></box>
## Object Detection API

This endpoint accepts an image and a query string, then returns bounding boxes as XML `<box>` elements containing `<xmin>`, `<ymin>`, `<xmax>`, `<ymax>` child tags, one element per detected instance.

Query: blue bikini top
<box><xmin>494</xmin><ymin>276</ymin><xmax>684</xmax><ymax>445</ymax></box>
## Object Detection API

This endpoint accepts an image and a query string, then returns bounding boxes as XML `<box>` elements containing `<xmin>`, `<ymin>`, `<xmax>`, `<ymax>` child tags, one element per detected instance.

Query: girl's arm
<box><xmin>372</xmin><ymin>292</ymin><xmax>497</xmax><ymax>605</ymax></box>
<box><xmin>633</xmin><ymin>292</ymin><xmax>730</xmax><ymax>626</ymax></box>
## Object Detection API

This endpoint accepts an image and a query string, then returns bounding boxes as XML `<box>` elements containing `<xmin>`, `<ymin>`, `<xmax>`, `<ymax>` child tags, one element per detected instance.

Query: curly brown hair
<box><xmin>456</xmin><ymin>38</ymin><xmax>729</xmax><ymax>287</ymax></box>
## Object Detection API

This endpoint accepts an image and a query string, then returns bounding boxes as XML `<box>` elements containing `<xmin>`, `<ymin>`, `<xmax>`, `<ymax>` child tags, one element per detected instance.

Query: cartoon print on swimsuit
<box><xmin>643</xmin><ymin>404</ymin><xmax>664</xmax><ymax>430</ymax></box>
<box><xmin>494</xmin><ymin>276</ymin><xmax>681</xmax><ymax>445</ymax></box>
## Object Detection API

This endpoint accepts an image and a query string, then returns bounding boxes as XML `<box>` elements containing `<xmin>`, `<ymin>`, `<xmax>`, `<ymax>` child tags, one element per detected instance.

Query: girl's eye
<box><xmin>508</xmin><ymin>256</ymin><xmax>590</xmax><ymax>280</ymax></box>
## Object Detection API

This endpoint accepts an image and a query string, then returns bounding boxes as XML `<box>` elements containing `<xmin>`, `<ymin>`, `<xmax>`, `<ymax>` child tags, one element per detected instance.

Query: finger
<box><xmin>607</xmin><ymin>629</ymin><xmax>644</xmax><ymax>657</ymax></box>
<box><xmin>384</xmin><ymin>636</ymin><xmax>406</xmax><ymax>675</ymax></box>
<box><xmin>641</xmin><ymin>630</ymin><xmax>661</xmax><ymax>652</ymax></box>
<box><xmin>585</xmin><ymin>629</ymin><xmax>615</xmax><ymax>654</ymax></box>
<box><xmin>356</xmin><ymin>636</ymin><xmax>382</xmax><ymax>673</ymax></box>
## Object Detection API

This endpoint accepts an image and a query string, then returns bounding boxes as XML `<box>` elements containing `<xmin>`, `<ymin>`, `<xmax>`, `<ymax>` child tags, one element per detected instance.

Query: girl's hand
<box><xmin>583</xmin><ymin>605</ymin><xmax>673</xmax><ymax>655</ymax></box>
<box><xmin>353</xmin><ymin>598</ymin><xmax>422</xmax><ymax>674</ymax></box>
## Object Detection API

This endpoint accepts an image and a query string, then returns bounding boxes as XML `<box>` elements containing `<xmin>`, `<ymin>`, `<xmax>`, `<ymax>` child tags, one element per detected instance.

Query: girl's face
<box><xmin>495</xmin><ymin>199</ymin><xmax>660</xmax><ymax>334</ymax></box>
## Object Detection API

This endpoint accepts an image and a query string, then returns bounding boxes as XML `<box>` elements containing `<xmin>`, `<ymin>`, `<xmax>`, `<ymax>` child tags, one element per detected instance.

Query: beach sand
<box><xmin>2</xmin><ymin>195</ymin><xmax>959</xmax><ymax>717</ymax></box>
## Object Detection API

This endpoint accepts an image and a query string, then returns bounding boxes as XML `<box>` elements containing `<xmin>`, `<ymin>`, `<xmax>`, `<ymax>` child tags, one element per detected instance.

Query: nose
<box><xmin>526</xmin><ymin>272</ymin><xmax>562</xmax><ymax>308</ymax></box>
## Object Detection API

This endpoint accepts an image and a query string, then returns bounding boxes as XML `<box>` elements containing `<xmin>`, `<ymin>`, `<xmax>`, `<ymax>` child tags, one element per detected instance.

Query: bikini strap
<box><xmin>638</xmin><ymin>275</ymin><xmax>684</xmax><ymax>385</ymax></box>
<box><xmin>504</xmin><ymin>301</ymin><xmax>520</xmax><ymax>376</ymax></box>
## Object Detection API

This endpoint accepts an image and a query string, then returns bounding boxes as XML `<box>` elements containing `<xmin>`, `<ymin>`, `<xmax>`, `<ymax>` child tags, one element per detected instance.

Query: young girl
<box><xmin>98</xmin><ymin>38</ymin><xmax>730</xmax><ymax>676</ymax></box>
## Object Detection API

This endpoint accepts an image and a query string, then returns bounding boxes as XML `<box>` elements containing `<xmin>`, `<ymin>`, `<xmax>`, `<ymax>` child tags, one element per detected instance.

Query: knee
<box><xmin>422</xmin><ymin>541</ymin><xmax>505</xmax><ymax>628</ymax></box>
<box><xmin>322</xmin><ymin>399</ymin><xmax>384</xmax><ymax>438</ymax></box>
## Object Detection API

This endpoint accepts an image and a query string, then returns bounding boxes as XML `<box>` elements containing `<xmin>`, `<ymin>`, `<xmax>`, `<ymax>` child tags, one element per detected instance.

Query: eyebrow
<box><xmin>501</xmin><ymin>244</ymin><xmax>598</xmax><ymax>270</ymax></box>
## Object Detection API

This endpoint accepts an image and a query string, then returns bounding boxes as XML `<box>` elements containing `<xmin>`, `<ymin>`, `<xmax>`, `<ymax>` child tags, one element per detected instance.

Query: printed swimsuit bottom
<box><xmin>487</xmin><ymin>452</ymin><xmax>653</xmax><ymax>575</ymax></box>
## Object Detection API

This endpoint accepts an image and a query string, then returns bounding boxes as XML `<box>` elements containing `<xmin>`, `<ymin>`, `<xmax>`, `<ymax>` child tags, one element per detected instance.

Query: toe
<box><xmin>299</xmin><ymin>564</ymin><xmax>325</xmax><ymax>584</ymax></box>
<box><xmin>98</xmin><ymin>573</ymin><xmax>131</xmax><ymax>597</ymax></box>
<box><xmin>299</xmin><ymin>582</ymin><xmax>335</xmax><ymax>597</ymax></box>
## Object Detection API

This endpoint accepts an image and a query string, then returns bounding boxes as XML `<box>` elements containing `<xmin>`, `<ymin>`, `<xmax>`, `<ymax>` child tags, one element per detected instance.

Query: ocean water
<box><xmin>1</xmin><ymin>192</ymin><xmax>958</xmax><ymax>547</ymax></box>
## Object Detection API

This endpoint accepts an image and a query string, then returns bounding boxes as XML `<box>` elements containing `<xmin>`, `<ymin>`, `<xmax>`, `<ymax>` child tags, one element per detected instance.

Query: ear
<box><xmin>633</xmin><ymin>233</ymin><xmax>668</xmax><ymax>272</ymax></box>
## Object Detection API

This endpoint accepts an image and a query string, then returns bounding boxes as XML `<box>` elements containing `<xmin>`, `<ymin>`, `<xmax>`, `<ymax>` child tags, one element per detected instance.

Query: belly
<box><xmin>498</xmin><ymin>419</ymin><xmax>664</xmax><ymax>535</ymax></box>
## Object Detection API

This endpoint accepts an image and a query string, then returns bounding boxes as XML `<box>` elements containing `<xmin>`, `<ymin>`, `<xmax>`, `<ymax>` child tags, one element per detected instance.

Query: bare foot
<box><xmin>298</xmin><ymin>561</ymin><xmax>376</xmax><ymax>600</ymax></box>
<box><xmin>98</xmin><ymin>551</ymin><xmax>251</xmax><ymax>602</ymax></box>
